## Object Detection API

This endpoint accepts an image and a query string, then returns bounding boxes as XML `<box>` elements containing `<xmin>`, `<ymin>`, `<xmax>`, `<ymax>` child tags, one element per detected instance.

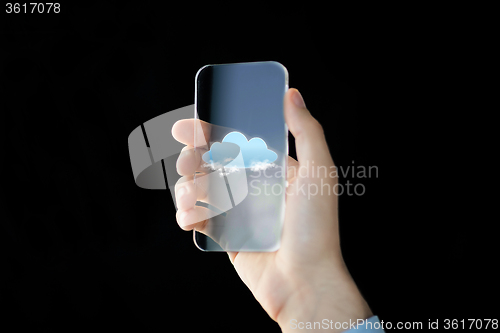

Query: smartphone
<box><xmin>193</xmin><ymin>61</ymin><xmax>288</xmax><ymax>251</ymax></box>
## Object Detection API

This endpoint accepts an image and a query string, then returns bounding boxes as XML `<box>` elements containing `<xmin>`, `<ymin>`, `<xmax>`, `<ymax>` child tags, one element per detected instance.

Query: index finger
<box><xmin>172</xmin><ymin>119</ymin><xmax>212</xmax><ymax>147</ymax></box>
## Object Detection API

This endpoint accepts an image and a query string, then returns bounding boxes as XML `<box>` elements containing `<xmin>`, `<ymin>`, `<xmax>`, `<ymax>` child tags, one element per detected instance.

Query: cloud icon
<box><xmin>202</xmin><ymin>141</ymin><xmax>240</xmax><ymax>170</ymax></box>
<box><xmin>202</xmin><ymin>131</ymin><xmax>277</xmax><ymax>169</ymax></box>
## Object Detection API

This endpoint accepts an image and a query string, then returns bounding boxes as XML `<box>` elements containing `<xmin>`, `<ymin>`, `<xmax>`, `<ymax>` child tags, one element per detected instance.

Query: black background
<box><xmin>0</xmin><ymin>2</ymin><xmax>494</xmax><ymax>332</ymax></box>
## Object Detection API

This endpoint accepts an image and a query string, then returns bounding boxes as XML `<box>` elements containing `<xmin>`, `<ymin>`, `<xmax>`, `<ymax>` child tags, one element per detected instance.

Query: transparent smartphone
<box><xmin>193</xmin><ymin>61</ymin><xmax>288</xmax><ymax>251</ymax></box>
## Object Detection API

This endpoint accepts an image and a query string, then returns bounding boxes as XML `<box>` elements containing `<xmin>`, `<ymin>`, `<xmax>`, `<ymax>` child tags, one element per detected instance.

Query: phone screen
<box><xmin>194</xmin><ymin>61</ymin><xmax>288</xmax><ymax>251</ymax></box>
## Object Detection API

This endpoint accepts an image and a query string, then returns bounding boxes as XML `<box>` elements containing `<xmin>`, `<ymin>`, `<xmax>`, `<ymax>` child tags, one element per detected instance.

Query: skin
<box><xmin>172</xmin><ymin>88</ymin><xmax>372</xmax><ymax>332</ymax></box>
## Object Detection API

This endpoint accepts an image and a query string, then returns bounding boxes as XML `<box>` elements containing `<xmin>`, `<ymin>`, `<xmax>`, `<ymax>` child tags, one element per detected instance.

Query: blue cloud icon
<box><xmin>202</xmin><ymin>141</ymin><xmax>240</xmax><ymax>169</ymax></box>
<box><xmin>202</xmin><ymin>131</ymin><xmax>277</xmax><ymax>169</ymax></box>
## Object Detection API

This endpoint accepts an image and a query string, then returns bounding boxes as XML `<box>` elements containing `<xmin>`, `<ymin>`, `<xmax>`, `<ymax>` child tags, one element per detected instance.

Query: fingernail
<box><xmin>293</xmin><ymin>89</ymin><xmax>306</xmax><ymax>108</ymax></box>
<box><xmin>177</xmin><ymin>186</ymin><xmax>186</xmax><ymax>200</ymax></box>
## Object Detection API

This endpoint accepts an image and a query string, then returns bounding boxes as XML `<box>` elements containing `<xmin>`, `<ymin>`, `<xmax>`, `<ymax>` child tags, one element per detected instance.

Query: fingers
<box><xmin>176</xmin><ymin>145</ymin><xmax>212</xmax><ymax>176</ymax></box>
<box><xmin>172</xmin><ymin>119</ymin><xmax>212</xmax><ymax>147</ymax></box>
<box><xmin>174</xmin><ymin>174</ymin><xmax>210</xmax><ymax>210</ymax></box>
<box><xmin>284</xmin><ymin>89</ymin><xmax>334</xmax><ymax>168</ymax></box>
<box><xmin>172</xmin><ymin>91</ymin><xmax>310</xmax><ymax>237</ymax></box>
<box><xmin>176</xmin><ymin>146</ymin><xmax>199</xmax><ymax>176</ymax></box>
<box><xmin>175</xmin><ymin>206</ymin><xmax>209</xmax><ymax>231</ymax></box>
<box><xmin>174</xmin><ymin>175</ymin><xmax>198</xmax><ymax>211</ymax></box>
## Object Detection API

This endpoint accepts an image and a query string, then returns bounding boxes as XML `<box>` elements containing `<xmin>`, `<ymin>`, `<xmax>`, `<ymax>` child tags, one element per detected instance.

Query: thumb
<box><xmin>284</xmin><ymin>88</ymin><xmax>334</xmax><ymax>168</ymax></box>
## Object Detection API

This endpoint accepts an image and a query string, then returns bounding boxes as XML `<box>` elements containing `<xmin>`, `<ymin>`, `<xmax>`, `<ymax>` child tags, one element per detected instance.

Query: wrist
<box><xmin>277</xmin><ymin>266</ymin><xmax>372</xmax><ymax>333</ymax></box>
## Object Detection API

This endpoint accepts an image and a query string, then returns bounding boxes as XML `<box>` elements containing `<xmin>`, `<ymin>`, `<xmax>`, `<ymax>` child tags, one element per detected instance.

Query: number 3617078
<box><xmin>6</xmin><ymin>3</ymin><xmax>60</xmax><ymax>13</ymax></box>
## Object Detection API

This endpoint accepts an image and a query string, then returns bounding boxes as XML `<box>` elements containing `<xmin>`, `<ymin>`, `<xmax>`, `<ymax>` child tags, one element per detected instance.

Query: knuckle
<box><xmin>175</xmin><ymin>176</ymin><xmax>193</xmax><ymax>192</ymax></box>
<box><xmin>309</xmin><ymin>118</ymin><xmax>324</xmax><ymax>133</ymax></box>
<box><xmin>175</xmin><ymin>176</ymin><xmax>187</xmax><ymax>188</ymax></box>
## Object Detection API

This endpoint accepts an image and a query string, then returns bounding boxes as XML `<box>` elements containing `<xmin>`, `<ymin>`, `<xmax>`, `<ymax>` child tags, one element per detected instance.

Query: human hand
<box><xmin>172</xmin><ymin>88</ymin><xmax>372</xmax><ymax>332</ymax></box>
